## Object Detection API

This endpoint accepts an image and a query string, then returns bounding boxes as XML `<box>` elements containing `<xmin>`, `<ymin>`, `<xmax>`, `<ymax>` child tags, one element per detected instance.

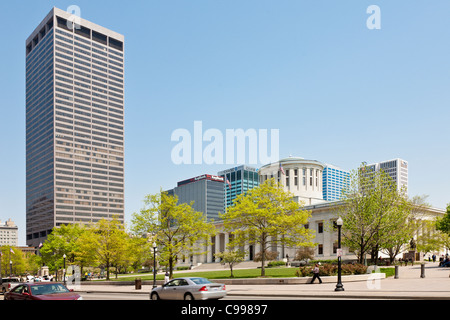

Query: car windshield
<box><xmin>190</xmin><ymin>278</ymin><xmax>212</xmax><ymax>285</ymax></box>
<box><xmin>30</xmin><ymin>284</ymin><xmax>70</xmax><ymax>295</ymax></box>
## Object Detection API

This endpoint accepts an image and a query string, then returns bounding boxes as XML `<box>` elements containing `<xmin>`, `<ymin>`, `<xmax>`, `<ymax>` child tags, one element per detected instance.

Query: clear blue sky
<box><xmin>1</xmin><ymin>0</ymin><xmax>449</xmax><ymax>245</ymax></box>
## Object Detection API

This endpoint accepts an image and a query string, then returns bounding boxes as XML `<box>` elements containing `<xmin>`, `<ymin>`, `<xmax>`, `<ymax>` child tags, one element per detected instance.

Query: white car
<box><xmin>150</xmin><ymin>277</ymin><xmax>226</xmax><ymax>300</ymax></box>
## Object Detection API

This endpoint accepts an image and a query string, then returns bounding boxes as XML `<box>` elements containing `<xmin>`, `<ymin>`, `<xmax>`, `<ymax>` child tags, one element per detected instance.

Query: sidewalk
<box><xmin>73</xmin><ymin>263</ymin><xmax>450</xmax><ymax>300</ymax></box>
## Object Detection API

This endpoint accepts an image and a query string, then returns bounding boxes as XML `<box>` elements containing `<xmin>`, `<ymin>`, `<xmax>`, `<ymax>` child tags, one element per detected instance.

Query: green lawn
<box><xmin>109</xmin><ymin>266</ymin><xmax>397</xmax><ymax>282</ymax></box>
<box><xmin>113</xmin><ymin>267</ymin><xmax>298</xmax><ymax>281</ymax></box>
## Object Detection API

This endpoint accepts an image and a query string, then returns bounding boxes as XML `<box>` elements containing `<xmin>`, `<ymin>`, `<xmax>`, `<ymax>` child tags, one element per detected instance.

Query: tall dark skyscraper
<box><xmin>26</xmin><ymin>7</ymin><xmax>124</xmax><ymax>247</ymax></box>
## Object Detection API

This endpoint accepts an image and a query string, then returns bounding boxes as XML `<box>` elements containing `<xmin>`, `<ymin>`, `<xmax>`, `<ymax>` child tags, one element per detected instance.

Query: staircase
<box><xmin>189</xmin><ymin>261</ymin><xmax>262</xmax><ymax>272</ymax></box>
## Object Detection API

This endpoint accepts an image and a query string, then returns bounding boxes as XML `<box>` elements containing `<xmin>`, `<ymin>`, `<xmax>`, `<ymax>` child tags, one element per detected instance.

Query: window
<box><xmin>318</xmin><ymin>244</ymin><xmax>323</xmax><ymax>255</ymax></box>
<box><xmin>318</xmin><ymin>222</ymin><xmax>323</xmax><ymax>233</ymax></box>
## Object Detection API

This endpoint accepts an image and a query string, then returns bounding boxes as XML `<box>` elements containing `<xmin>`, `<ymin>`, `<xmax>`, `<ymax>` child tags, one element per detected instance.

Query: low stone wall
<box><xmin>80</xmin><ymin>273</ymin><xmax>384</xmax><ymax>286</ymax></box>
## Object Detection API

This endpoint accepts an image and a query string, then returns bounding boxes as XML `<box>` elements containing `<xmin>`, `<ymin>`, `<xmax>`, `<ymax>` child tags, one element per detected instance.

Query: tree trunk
<box><xmin>169</xmin><ymin>256</ymin><xmax>174</xmax><ymax>279</ymax></box>
<box><xmin>106</xmin><ymin>261</ymin><xmax>110</xmax><ymax>280</ymax></box>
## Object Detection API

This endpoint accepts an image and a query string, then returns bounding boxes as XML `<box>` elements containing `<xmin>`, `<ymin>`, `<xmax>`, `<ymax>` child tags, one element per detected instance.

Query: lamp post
<box><xmin>335</xmin><ymin>217</ymin><xmax>344</xmax><ymax>292</ymax></box>
<box><xmin>152</xmin><ymin>242</ymin><xmax>157</xmax><ymax>289</ymax></box>
<box><xmin>9</xmin><ymin>260</ymin><xmax>12</xmax><ymax>278</ymax></box>
<box><xmin>63</xmin><ymin>254</ymin><xmax>67</xmax><ymax>286</ymax></box>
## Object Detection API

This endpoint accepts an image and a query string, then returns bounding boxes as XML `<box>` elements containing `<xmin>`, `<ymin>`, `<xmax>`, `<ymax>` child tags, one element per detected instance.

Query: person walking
<box><xmin>164</xmin><ymin>271</ymin><xmax>170</xmax><ymax>284</ymax></box>
<box><xmin>310</xmin><ymin>263</ymin><xmax>322</xmax><ymax>284</ymax></box>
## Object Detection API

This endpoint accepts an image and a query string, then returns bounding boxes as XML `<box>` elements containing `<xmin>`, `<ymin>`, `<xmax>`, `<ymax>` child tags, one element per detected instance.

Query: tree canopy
<box><xmin>220</xmin><ymin>178</ymin><xmax>314</xmax><ymax>276</ymax></box>
<box><xmin>131</xmin><ymin>190</ymin><xmax>215</xmax><ymax>278</ymax></box>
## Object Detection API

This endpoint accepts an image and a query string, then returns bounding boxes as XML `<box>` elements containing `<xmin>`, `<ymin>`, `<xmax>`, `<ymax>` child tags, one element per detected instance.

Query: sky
<box><xmin>1</xmin><ymin>0</ymin><xmax>450</xmax><ymax>246</ymax></box>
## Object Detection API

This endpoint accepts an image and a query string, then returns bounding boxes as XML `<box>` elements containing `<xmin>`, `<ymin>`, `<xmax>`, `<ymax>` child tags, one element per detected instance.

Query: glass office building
<box><xmin>218</xmin><ymin>165</ymin><xmax>259</xmax><ymax>209</ymax></box>
<box><xmin>322</xmin><ymin>164</ymin><xmax>350</xmax><ymax>201</ymax></box>
<box><xmin>26</xmin><ymin>8</ymin><xmax>124</xmax><ymax>247</ymax></box>
<box><xmin>168</xmin><ymin>175</ymin><xmax>225</xmax><ymax>222</ymax></box>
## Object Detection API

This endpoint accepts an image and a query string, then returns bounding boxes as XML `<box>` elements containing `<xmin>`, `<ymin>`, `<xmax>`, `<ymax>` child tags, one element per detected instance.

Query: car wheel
<box><xmin>184</xmin><ymin>293</ymin><xmax>194</xmax><ymax>300</ymax></box>
<box><xmin>150</xmin><ymin>292</ymin><xmax>159</xmax><ymax>300</ymax></box>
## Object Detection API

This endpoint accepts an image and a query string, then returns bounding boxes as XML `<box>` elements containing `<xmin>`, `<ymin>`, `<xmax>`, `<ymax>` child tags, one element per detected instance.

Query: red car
<box><xmin>4</xmin><ymin>282</ymin><xmax>82</xmax><ymax>300</ymax></box>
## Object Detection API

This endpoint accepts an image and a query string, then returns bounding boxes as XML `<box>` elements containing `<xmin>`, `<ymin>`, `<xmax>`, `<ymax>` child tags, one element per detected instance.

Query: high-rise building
<box><xmin>0</xmin><ymin>219</ymin><xmax>18</xmax><ymax>246</ymax></box>
<box><xmin>218</xmin><ymin>165</ymin><xmax>259</xmax><ymax>209</ymax></box>
<box><xmin>364</xmin><ymin>158</ymin><xmax>408</xmax><ymax>194</ymax></box>
<box><xmin>322</xmin><ymin>164</ymin><xmax>350</xmax><ymax>201</ymax></box>
<box><xmin>26</xmin><ymin>8</ymin><xmax>125</xmax><ymax>247</ymax></box>
<box><xmin>168</xmin><ymin>174</ymin><xmax>225</xmax><ymax>222</ymax></box>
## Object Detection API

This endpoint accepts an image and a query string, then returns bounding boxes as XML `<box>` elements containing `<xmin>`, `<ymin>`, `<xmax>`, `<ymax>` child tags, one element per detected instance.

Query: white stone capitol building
<box><xmin>181</xmin><ymin>157</ymin><xmax>445</xmax><ymax>267</ymax></box>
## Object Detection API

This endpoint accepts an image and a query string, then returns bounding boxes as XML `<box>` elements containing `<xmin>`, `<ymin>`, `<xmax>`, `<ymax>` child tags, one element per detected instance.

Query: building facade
<box><xmin>322</xmin><ymin>164</ymin><xmax>350</xmax><ymax>201</ymax></box>
<box><xmin>364</xmin><ymin>158</ymin><xmax>408</xmax><ymax>194</ymax></box>
<box><xmin>169</xmin><ymin>174</ymin><xmax>225</xmax><ymax>222</ymax></box>
<box><xmin>218</xmin><ymin>165</ymin><xmax>259</xmax><ymax>210</ymax></box>
<box><xmin>258</xmin><ymin>156</ymin><xmax>326</xmax><ymax>206</ymax></box>
<box><xmin>181</xmin><ymin>201</ymin><xmax>446</xmax><ymax>266</ymax></box>
<box><xmin>0</xmin><ymin>219</ymin><xmax>18</xmax><ymax>246</ymax></box>
<box><xmin>26</xmin><ymin>8</ymin><xmax>125</xmax><ymax>247</ymax></box>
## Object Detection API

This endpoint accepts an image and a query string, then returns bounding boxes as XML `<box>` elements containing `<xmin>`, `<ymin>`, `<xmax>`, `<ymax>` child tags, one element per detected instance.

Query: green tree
<box><xmin>220</xmin><ymin>178</ymin><xmax>314</xmax><ymax>277</ymax></box>
<box><xmin>436</xmin><ymin>204</ymin><xmax>450</xmax><ymax>235</ymax></box>
<box><xmin>0</xmin><ymin>246</ymin><xmax>26</xmax><ymax>277</ymax></box>
<box><xmin>77</xmin><ymin>218</ymin><xmax>128</xmax><ymax>280</ymax></box>
<box><xmin>39</xmin><ymin>223</ymin><xmax>87</xmax><ymax>274</ymax></box>
<box><xmin>131</xmin><ymin>190</ymin><xmax>215</xmax><ymax>279</ymax></box>
<box><xmin>215</xmin><ymin>250</ymin><xmax>245</xmax><ymax>278</ymax></box>
<box><xmin>338</xmin><ymin>164</ymin><xmax>411</xmax><ymax>264</ymax></box>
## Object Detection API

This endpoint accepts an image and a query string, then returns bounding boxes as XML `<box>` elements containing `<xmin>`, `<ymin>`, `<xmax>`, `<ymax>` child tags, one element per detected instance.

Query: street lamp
<box><xmin>335</xmin><ymin>217</ymin><xmax>344</xmax><ymax>292</ymax></box>
<box><xmin>152</xmin><ymin>242</ymin><xmax>157</xmax><ymax>289</ymax></box>
<box><xmin>9</xmin><ymin>260</ymin><xmax>12</xmax><ymax>278</ymax></box>
<box><xmin>63</xmin><ymin>254</ymin><xmax>67</xmax><ymax>286</ymax></box>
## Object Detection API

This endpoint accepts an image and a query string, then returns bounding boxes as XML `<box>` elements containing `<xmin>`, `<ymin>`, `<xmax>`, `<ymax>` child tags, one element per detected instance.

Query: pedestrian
<box><xmin>432</xmin><ymin>254</ymin><xmax>436</xmax><ymax>263</ymax></box>
<box><xmin>310</xmin><ymin>263</ymin><xmax>322</xmax><ymax>284</ymax></box>
<box><xmin>164</xmin><ymin>271</ymin><xmax>170</xmax><ymax>284</ymax></box>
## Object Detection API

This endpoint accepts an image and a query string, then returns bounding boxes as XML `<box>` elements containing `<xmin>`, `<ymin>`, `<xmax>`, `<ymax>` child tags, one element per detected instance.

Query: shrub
<box><xmin>295</xmin><ymin>266</ymin><xmax>313</xmax><ymax>277</ymax></box>
<box><xmin>267</xmin><ymin>261</ymin><xmax>286</xmax><ymax>268</ymax></box>
<box><xmin>295</xmin><ymin>263</ymin><xmax>367</xmax><ymax>277</ymax></box>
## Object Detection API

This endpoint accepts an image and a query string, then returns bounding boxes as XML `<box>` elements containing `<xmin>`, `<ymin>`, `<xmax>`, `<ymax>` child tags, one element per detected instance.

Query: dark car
<box><xmin>4</xmin><ymin>282</ymin><xmax>82</xmax><ymax>300</ymax></box>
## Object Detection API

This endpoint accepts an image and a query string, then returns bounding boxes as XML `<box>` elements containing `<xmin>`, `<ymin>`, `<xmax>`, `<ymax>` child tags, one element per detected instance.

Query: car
<box><xmin>150</xmin><ymin>277</ymin><xmax>226</xmax><ymax>300</ymax></box>
<box><xmin>1</xmin><ymin>277</ymin><xmax>21</xmax><ymax>294</ymax></box>
<box><xmin>4</xmin><ymin>282</ymin><xmax>82</xmax><ymax>300</ymax></box>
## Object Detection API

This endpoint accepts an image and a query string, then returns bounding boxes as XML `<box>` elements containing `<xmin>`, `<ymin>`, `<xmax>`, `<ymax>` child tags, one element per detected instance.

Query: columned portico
<box><xmin>176</xmin><ymin>201</ymin><xmax>446</xmax><ymax>268</ymax></box>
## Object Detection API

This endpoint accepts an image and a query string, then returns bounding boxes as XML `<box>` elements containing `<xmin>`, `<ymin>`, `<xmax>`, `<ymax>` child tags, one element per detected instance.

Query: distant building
<box><xmin>0</xmin><ymin>219</ymin><xmax>18</xmax><ymax>246</ymax></box>
<box><xmin>218</xmin><ymin>165</ymin><xmax>259</xmax><ymax>210</ymax></box>
<box><xmin>169</xmin><ymin>174</ymin><xmax>225</xmax><ymax>221</ymax></box>
<box><xmin>363</xmin><ymin>158</ymin><xmax>408</xmax><ymax>194</ymax></box>
<box><xmin>322</xmin><ymin>164</ymin><xmax>350</xmax><ymax>201</ymax></box>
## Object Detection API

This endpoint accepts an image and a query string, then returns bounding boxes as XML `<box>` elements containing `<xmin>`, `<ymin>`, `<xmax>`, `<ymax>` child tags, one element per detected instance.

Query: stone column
<box><xmin>215</xmin><ymin>233</ymin><xmax>221</xmax><ymax>262</ymax></box>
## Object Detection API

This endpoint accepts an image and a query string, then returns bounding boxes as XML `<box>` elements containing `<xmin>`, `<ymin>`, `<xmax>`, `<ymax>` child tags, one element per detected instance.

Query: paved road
<box><xmin>78</xmin><ymin>292</ymin><xmax>325</xmax><ymax>300</ymax></box>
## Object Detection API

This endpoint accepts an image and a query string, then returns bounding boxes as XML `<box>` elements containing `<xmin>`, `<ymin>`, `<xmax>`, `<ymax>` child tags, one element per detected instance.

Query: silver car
<box><xmin>150</xmin><ymin>277</ymin><xmax>226</xmax><ymax>300</ymax></box>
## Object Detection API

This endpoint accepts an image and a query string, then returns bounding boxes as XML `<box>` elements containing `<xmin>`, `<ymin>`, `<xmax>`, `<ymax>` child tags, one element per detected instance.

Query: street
<box><xmin>1</xmin><ymin>291</ymin><xmax>352</xmax><ymax>300</ymax></box>
<box><xmin>76</xmin><ymin>292</ymin><xmax>367</xmax><ymax>300</ymax></box>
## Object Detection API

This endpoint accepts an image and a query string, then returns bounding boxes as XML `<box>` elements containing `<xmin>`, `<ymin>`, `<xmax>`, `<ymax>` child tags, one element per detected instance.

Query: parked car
<box><xmin>150</xmin><ymin>277</ymin><xmax>226</xmax><ymax>300</ymax></box>
<box><xmin>4</xmin><ymin>282</ymin><xmax>82</xmax><ymax>300</ymax></box>
<box><xmin>1</xmin><ymin>277</ymin><xmax>21</xmax><ymax>294</ymax></box>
